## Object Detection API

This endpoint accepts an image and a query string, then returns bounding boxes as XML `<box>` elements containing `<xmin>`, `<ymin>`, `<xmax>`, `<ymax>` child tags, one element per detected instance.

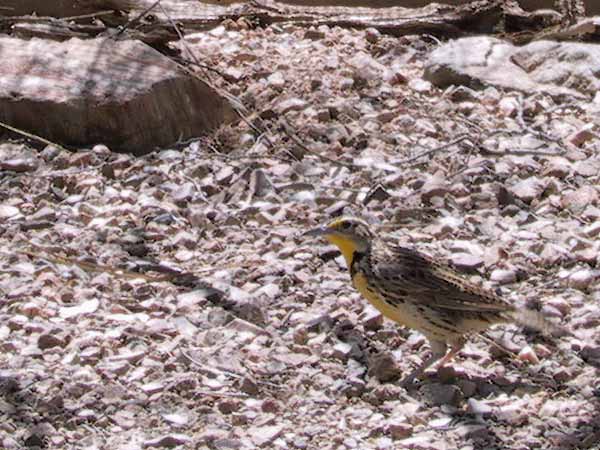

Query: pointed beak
<box><xmin>303</xmin><ymin>226</ymin><xmax>334</xmax><ymax>238</ymax></box>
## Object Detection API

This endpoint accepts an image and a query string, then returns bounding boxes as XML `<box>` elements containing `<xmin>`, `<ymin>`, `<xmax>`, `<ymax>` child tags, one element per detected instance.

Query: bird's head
<box><xmin>304</xmin><ymin>216</ymin><xmax>374</xmax><ymax>266</ymax></box>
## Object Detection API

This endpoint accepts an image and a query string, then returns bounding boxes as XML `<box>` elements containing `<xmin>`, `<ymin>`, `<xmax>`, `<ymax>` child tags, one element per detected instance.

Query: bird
<box><xmin>304</xmin><ymin>216</ymin><xmax>559</xmax><ymax>387</ymax></box>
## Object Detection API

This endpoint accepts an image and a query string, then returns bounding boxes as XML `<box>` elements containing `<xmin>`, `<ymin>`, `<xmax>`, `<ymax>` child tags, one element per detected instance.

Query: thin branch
<box><xmin>397</xmin><ymin>135</ymin><xmax>471</xmax><ymax>165</ymax></box>
<box><xmin>543</xmin><ymin>102</ymin><xmax>586</xmax><ymax>115</ymax></box>
<box><xmin>279</xmin><ymin>118</ymin><xmax>357</xmax><ymax>169</ymax></box>
<box><xmin>10</xmin><ymin>242</ymin><xmax>249</xmax><ymax>282</ymax></box>
<box><xmin>476</xmin><ymin>333</ymin><xmax>519</xmax><ymax>360</ymax></box>
<box><xmin>194</xmin><ymin>390</ymin><xmax>249</xmax><ymax>399</ymax></box>
<box><xmin>0</xmin><ymin>120</ymin><xmax>70</xmax><ymax>152</ymax></box>
<box><xmin>514</xmin><ymin>93</ymin><xmax>563</xmax><ymax>144</ymax></box>
<box><xmin>175</xmin><ymin>55</ymin><xmax>233</xmax><ymax>80</ymax></box>
<box><xmin>19</xmin><ymin>247</ymin><xmax>174</xmax><ymax>282</ymax></box>
<box><xmin>62</xmin><ymin>10</ymin><xmax>116</xmax><ymax>21</ymax></box>
<box><xmin>115</xmin><ymin>0</ymin><xmax>161</xmax><ymax>36</ymax></box>
<box><xmin>477</xmin><ymin>144</ymin><xmax>564</xmax><ymax>157</ymax></box>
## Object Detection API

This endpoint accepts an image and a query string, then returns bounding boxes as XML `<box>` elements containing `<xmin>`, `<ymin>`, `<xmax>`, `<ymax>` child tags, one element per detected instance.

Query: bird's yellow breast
<box><xmin>352</xmin><ymin>272</ymin><xmax>422</xmax><ymax>330</ymax></box>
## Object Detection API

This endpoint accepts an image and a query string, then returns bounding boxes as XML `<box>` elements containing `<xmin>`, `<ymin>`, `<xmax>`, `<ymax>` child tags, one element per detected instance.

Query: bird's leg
<box><xmin>436</xmin><ymin>338</ymin><xmax>465</xmax><ymax>369</ymax></box>
<box><xmin>400</xmin><ymin>340</ymin><xmax>447</xmax><ymax>388</ymax></box>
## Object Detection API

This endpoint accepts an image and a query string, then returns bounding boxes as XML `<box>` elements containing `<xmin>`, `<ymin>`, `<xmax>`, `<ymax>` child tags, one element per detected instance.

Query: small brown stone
<box><xmin>217</xmin><ymin>399</ymin><xmax>242</xmax><ymax>414</ymax></box>
<box><xmin>361</xmin><ymin>307</ymin><xmax>384</xmax><ymax>331</ymax></box>
<box><xmin>422</xmin><ymin>383</ymin><xmax>464</xmax><ymax>407</ymax></box>
<box><xmin>239</xmin><ymin>376</ymin><xmax>259</xmax><ymax>396</ymax></box>
<box><xmin>37</xmin><ymin>333</ymin><xmax>65</xmax><ymax>350</ymax></box>
<box><xmin>261</xmin><ymin>399</ymin><xmax>280</xmax><ymax>413</ymax></box>
<box><xmin>367</xmin><ymin>352</ymin><xmax>401</xmax><ymax>382</ymax></box>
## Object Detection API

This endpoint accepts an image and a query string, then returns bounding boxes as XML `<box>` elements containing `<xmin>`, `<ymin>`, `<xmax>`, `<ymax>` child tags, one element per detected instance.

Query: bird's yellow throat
<box><xmin>326</xmin><ymin>235</ymin><xmax>359</xmax><ymax>268</ymax></box>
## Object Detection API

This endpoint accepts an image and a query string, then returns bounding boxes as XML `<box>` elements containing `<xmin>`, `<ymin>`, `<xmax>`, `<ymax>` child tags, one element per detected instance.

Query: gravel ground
<box><xmin>1</xmin><ymin>20</ymin><xmax>600</xmax><ymax>450</ymax></box>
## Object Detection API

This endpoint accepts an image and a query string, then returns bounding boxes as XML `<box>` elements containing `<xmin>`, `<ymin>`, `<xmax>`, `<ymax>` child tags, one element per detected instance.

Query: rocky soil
<box><xmin>1</xmin><ymin>20</ymin><xmax>600</xmax><ymax>450</ymax></box>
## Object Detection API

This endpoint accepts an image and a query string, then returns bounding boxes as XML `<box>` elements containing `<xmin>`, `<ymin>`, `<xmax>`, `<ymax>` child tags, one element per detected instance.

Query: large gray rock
<box><xmin>424</xmin><ymin>36</ymin><xmax>600</xmax><ymax>98</ymax></box>
<box><xmin>1</xmin><ymin>0</ymin><xmax>95</xmax><ymax>16</ymax></box>
<box><xmin>0</xmin><ymin>37</ymin><xmax>236</xmax><ymax>155</ymax></box>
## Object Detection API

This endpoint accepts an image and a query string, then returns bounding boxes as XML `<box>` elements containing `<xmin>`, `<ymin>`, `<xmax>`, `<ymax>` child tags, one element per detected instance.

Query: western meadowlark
<box><xmin>304</xmin><ymin>216</ymin><xmax>558</xmax><ymax>386</ymax></box>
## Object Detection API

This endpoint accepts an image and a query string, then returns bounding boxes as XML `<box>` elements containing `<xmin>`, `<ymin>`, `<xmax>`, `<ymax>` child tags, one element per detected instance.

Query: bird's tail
<box><xmin>509</xmin><ymin>309</ymin><xmax>570</xmax><ymax>338</ymax></box>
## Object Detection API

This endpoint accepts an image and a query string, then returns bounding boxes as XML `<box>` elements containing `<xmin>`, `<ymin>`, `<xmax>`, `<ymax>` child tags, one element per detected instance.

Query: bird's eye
<box><xmin>340</xmin><ymin>221</ymin><xmax>352</xmax><ymax>230</ymax></box>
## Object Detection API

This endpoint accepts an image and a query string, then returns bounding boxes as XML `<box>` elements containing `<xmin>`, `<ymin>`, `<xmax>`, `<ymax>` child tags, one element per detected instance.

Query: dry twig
<box><xmin>0</xmin><ymin>120</ymin><xmax>70</xmax><ymax>152</ymax></box>
<box><xmin>279</xmin><ymin>118</ymin><xmax>357</xmax><ymax>169</ymax></box>
<box><xmin>397</xmin><ymin>135</ymin><xmax>471</xmax><ymax>166</ymax></box>
<box><xmin>115</xmin><ymin>0</ymin><xmax>161</xmax><ymax>36</ymax></box>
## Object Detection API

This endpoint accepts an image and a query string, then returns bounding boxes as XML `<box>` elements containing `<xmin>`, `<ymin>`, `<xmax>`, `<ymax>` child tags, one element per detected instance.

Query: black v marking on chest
<box><xmin>350</xmin><ymin>251</ymin><xmax>366</xmax><ymax>278</ymax></box>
